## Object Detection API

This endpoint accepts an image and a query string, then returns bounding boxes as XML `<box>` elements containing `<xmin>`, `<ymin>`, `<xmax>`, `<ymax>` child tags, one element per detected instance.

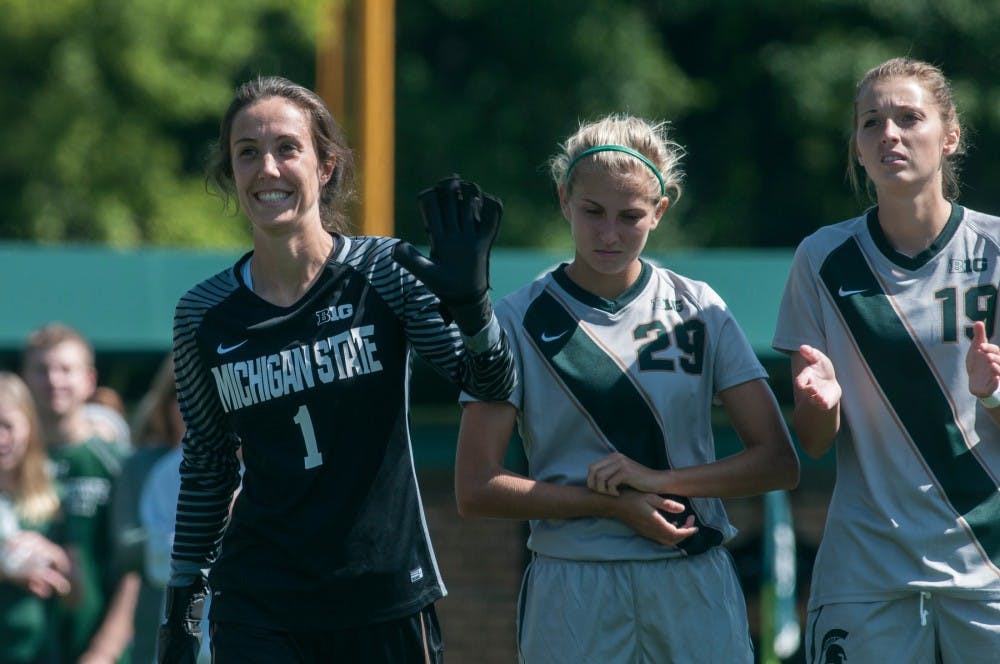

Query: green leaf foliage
<box><xmin>395</xmin><ymin>0</ymin><xmax>701</xmax><ymax>250</ymax></box>
<box><xmin>0</xmin><ymin>0</ymin><xmax>315</xmax><ymax>247</ymax></box>
<box><xmin>2</xmin><ymin>0</ymin><xmax>1000</xmax><ymax>251</ymax></box>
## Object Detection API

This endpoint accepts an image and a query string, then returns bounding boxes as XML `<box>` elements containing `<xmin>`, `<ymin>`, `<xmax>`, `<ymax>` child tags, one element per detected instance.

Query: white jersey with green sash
<box><xmin>474</xmin><ymin>260</ymin><xmax>766</xmax><ymax>561</ymax></box>
<box><xmin>773</xmin><ymin>204</ymin><xmax>1000</xmax><ymax>610</ymax></box>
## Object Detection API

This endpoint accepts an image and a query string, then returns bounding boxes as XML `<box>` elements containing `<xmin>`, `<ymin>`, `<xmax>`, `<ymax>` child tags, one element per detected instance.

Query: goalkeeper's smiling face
<box><xmin>229</xmin><ymin>96</ymin><xmax>335</xmax><ymax>234</ymax></box>
<box><xmin>559</xmin><ymin>166</ymin><xmax>668</xmax><ymax>299</ymax></box>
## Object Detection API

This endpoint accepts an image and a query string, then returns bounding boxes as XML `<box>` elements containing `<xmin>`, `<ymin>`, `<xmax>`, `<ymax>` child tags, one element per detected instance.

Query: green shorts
<box><xmin>517</xmin><ymin>547</ymin><xmax>752</xmax><ymax>664</ymax></box>
<box><xmin>805</xmin><ymin>594</ymin><xmax>1000</xmax><ymax>664</ymax></box>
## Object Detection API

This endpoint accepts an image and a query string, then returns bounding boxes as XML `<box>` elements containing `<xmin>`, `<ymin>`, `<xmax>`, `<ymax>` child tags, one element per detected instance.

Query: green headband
<box><xmin>565</xmin><ymin>145</ymin><xmax>666</xmax><ymax>196</ymax></box>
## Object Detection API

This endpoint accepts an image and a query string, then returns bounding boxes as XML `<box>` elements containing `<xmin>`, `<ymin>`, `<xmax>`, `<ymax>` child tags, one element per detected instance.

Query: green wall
<box><xmin>0</xmin><ymin>242</ymin><xmax>792</xmax><ymax>356</ymax></box>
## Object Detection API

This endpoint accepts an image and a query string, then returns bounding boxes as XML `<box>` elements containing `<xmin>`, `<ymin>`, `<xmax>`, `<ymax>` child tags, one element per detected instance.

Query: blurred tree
<box><xmin>395</xmin><ymin>0</ymin><xmax>704</xmax><ymax>251</ymax></box>
<box><xmin>650</xmin><ymin>0</ymin><xmax>1000</xmax><ymax>247</ymax></box>
<box><xmin>0</xmin><ymin>0</ymin><xmax>315</xmax><ymax>246</ymax></box>
<box><xmin>2</xmin><ymin>0</ymin><xmax>1000</xmax><ymax>251</ymax></box>
<box><xmin>396</xmin><ymin>0</ymin><xmax>1000</xmax><ymax>250</ymax></box>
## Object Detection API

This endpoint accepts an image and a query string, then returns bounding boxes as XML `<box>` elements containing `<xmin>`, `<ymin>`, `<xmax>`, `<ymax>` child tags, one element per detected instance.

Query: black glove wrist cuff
<box><xmin>446</xmin><ymin>292</ymin><xmax>493</xmax><ymax>337</ymax></box>
<box><xmin>164</xmin><ymin>577</ymin><xmax>208</xmax><ymax>623</ymax></box>
<box><xmin>158</xmin><ymin>578</ymin><xmax>207</xmax><ymax>664</ymax></box>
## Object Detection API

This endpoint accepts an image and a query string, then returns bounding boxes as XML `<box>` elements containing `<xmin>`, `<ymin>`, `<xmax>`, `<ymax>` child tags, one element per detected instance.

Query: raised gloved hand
<box><xmin>393</xmin><ymin>175</ymin><xmax>503</xmax><ymax>336</ymax></box>
<box><xmin>157</xmin><ymin>577</ymin><xmax>207</xmax><ymax>664</ymax></box>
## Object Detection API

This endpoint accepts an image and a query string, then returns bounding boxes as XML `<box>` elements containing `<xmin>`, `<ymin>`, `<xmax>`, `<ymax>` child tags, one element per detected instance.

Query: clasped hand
<box><xmin>587</xmin><ymin>452</ymin><xmax>697</xmax><ymax>546</ymax></box>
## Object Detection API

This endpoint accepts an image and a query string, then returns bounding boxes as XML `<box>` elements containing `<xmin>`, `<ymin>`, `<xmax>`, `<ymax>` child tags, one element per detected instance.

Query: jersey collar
<box><xmin>866</xmin><ymin>202</ymin><xmax>963</xmax><ymax>270</ymax></box>
<box><xmin>552</xmin><ymin>259</ymin><xmax>652</xmax><ymax>314</ymax></box>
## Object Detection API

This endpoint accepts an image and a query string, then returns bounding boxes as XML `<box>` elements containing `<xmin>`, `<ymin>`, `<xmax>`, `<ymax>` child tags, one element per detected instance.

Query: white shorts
<box><xmin>805</xmin><ymin>594</ymin><xmax>1000</xmax><ymax>664</ymax></box>
<box><xmin>517</xmin><ymin>547</ymin><xmax>752</xmax><ymax>664</ymax></box>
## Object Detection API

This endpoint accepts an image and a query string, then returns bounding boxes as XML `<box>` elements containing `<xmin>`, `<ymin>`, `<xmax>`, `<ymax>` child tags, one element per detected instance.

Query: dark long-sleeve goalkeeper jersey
<box><xmin>169</xmin><ymin>234</ymin><xmax>514</xmax><ymax>629</ymax></box>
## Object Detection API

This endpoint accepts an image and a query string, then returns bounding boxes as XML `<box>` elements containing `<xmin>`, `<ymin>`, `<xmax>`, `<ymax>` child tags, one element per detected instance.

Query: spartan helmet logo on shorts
<box><xmin>820</xmin><ymin>628</ymin><xmax>848</xmax><ymax>663</ymax></box>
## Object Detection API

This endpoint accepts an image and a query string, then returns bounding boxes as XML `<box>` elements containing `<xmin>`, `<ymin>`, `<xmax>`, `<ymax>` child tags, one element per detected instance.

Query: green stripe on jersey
<box><xmin>820</xmin><ymin>239</ymin><xmax>1000</xmax><ymax>565</ymax></box>
<box><xmin>523</xmin><ymin>289</ymin><xmax>722</xmax><ymax>554</ymax></box>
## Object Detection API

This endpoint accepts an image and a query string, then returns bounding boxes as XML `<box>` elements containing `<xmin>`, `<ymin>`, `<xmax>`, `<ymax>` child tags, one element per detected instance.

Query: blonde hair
<box><xmin>0</xmin><ymin>372</ymin><xmax>60</xmax><ymax>524</ymax></box>
<box><xmin>130</xmin><ymin>354</ymin><xmax>182</xmax><ymax>448</ymax></box>
<box><xmin>848</xmin><ymin>57</ymin><xmax>965</xmax><ymax>201</ymax></box>
<box><xmin>549</xmin><ymin>114</ymin><xmax>685</xmax><ymax>203</ymax></box>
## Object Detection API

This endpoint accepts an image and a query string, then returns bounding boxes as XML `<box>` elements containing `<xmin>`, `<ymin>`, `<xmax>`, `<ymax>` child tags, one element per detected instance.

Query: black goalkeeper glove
<box><xmin>393</xmin><ymin>175</ymin><xmax>503</xmax><ymax>336</ymax></box>
<box><xmin>157</xmin><ymin>577</ymin><xmax>208</xmax><ymax>664</ymax></box>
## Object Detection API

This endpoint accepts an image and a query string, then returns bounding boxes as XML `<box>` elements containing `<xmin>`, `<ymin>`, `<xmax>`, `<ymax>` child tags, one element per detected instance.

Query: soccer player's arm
<box><xmin>587</xmin><ymin>379</ymin><xmax>799</xmax><ymax>499</ymax></box>
<box><xmin>391</xmin><ymin>237</ymin><xmax>514</xmax><ymax>402</ymax></box>
<box><xmin>702</xmin><ymin>378</ymin><xmax>799</xmax><ymax>494</ymax></box>
<box><xmin>788</xmin><ymin>345</ymin><xmax>841</xmax><ymax>458</ymax></box>
<box><xmin>455</xmin><ymin>401</ymin><xmax>697</xmax><ymax>547</ymax></box>
<box><xmin>774</xmin><ymin>242</ymin><xmax>841</xmax><ymax>458</ymax></box>
<box><xmin>158</xmin><ymin>298</ymin><xmax>241</xmax><ymax>664</ymax></box>
<box><xmin>967</xmin><ymin>320</ymin><xmax>1000</xmax><ymax>427</ymax></box>
<box><xmin>392</xmin><ymin>177</ymin><xmax>515</xmax><ymax>401</ymax></box>
<box><xmin>168</xmin><ymin>297</ymin><xmax>242</xmax><ymax>586</ymax></box>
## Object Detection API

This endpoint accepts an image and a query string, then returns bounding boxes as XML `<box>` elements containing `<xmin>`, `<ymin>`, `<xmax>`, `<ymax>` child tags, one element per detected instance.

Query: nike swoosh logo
<box><xmin>540</xmin><ymin>330</ymin><xmax>569</xmax><ymax>343</ymax></box>
<box><xmin>837</xmin><ymin>287</ymin><xmax>868</xmax><ymax>297</ymax></box>
<box><xmin>216</xmin><ymin>340</ymin><xmax>249</xmax><ymax>354</ymax></box>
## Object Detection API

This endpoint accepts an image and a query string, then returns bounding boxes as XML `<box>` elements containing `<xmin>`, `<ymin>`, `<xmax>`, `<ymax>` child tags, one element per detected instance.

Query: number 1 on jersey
<box><xmin>293</xmin><ymin>404</ymin><xmax>324</xmax><ymax>469</ymax></box>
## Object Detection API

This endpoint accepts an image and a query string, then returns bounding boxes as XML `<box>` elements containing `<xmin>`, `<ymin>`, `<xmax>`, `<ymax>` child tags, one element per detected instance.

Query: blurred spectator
<box><xmin>21</xmin><ymin>323</ymin><xmax>135</xmax><ymax>663</ymax></box>
<box><xmin>89</xmin><ymin>387</ymin><xmax>125</xmax><ymax>416</ymax></box>
<box><xmin>110</xmin><ymin>355</ymin><xmax>183</xmax><ymax>664</ymax></box>
<box><xmin>0</xmin><ymin>371</ymin><xmax>74</xmax><ymax>664</ymax></box>
<box><xmin>85</xmin><ymin>386</ymin><xmax>132</xmax><ymax>452</ymax></box>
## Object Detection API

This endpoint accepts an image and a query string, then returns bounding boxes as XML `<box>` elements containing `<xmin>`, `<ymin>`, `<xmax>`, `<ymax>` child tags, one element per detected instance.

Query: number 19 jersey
<box><xmin>773</xmin><ymin>205</ymin><xmax>1000</xmax><ymax>610</ymax></box>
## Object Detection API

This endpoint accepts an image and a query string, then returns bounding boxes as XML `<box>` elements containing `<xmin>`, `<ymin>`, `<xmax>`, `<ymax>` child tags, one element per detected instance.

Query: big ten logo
<box><xmin>315</xmin><ymin>303</ymin><xmax>355</xmax><ymax>325</ymax></box>
<box><xmin>949</xmin><ymin>258</ymin><xmax>988</xmax><ymax>273</ymax></box>
<box><xmin>651</xmin><ymin>297</ymin><xmax>685</xmax><ymax>312</ymax></box>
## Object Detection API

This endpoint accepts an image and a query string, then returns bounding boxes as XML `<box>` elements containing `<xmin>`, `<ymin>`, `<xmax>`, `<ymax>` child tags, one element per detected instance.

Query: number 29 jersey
<box><xmin>773</xmin><ymin>205</ymin><xmax>1000</xmax><ymax>609</ymax></box>
<box><xmin>479</xmin><ymin>260</ymin><xmax>766</xmax><ymax>561</ymax></box>
<box><xmin>171</xmin><ymin>234</ymin><xmax>514</xmax><ymax>630</ymax></box>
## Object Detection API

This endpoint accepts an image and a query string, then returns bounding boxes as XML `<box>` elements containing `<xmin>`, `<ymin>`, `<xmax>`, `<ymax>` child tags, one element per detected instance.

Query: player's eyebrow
<box><xmin>579</xmin><ymin>196</ymin><xmax>645</xmax><ymax>213</ymax></box>
<box><xmin>232</xmin><ymin>133</ymin><xmax>300</xmax><ymax>145</ymax></box>
<box><xmin>859</xmin><ymin>101</ymin><xmax>924</xmax><ymax>117</ymax></box>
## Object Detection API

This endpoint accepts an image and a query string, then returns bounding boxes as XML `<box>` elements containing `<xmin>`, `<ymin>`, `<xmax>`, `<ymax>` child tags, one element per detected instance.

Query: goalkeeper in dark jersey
<box><xmin>157</xmin><ymin>76</ymin><xmax>514</xmax><ymax>663</ymax></box>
